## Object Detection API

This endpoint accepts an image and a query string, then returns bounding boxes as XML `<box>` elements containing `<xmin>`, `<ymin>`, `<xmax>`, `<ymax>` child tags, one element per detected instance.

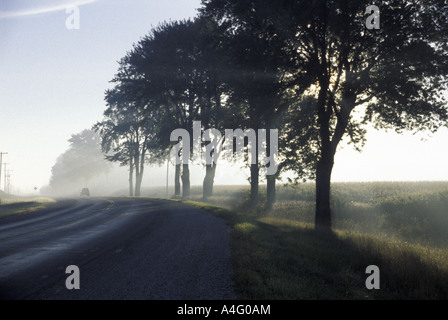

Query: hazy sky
<box><xmin>1</xmin><ymin>0</ymin><xmax>448</xmax><ymax>195</ymax></box>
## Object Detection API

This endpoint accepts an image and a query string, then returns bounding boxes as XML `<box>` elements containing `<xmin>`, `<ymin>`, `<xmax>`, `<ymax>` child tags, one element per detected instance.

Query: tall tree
<box><xmin>278</xmin><ymin>0</ymin><xmax>448</xmax><ymax>228</ymax></box>
<box><xmin>200</xmin><ymin>0</ymin><xmax>312</xmax><ymax>209</ymax></box>
<box><xmin>201</xmin><ymin>0</ymin><xmax>448</xmax><ymax>228</ymax></box>
<box><xmin>124</xmin><ymin>18</ymin><xmax>228</xmax><ymax>199</ymax></box>
<box><xmin>93</xmin><ymin>89</ymin><xmax>155</xmax><ymax>197</ymax></box>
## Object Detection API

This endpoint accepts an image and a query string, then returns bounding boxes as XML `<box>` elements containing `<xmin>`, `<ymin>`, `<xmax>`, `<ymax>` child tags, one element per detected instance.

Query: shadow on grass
<box><xmin>182</xmin><ymin>200</ymin><xmax>448</xmax><ymax>300</ymax></box>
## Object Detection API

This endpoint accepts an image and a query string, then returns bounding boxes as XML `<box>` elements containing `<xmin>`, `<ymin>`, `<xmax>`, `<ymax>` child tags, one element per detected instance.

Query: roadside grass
<box><xmin>165</xmin><ymin>181</ymin><xmax>448</xmax><ymax>300</ymax></box>
<box><xmin>181</xmin><ymin>200</ymin><xmax>448</xmax><ymax>299</ymax></box>
<box><xmin>0</xmin><ymin>197</ymin><xmax>57</xmax><ymax>219</ymax></box>
<box><xmin>2</xmin><ymin>183</ymin><xmax>446</xmax><ymax>299</ymax></box>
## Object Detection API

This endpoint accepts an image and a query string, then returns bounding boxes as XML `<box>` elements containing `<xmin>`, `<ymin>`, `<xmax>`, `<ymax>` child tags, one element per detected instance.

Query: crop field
<box><xmin>143</xmin><ymin>181</ymin><xmax>448</xmax><ymax>247</ymax></box>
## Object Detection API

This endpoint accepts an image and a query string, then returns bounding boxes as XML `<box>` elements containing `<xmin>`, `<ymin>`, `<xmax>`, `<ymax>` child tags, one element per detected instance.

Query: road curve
<box><xmin>0</xmin><ymin>198</ymin><xmax>236</xmax><ymax>300</ymax></box>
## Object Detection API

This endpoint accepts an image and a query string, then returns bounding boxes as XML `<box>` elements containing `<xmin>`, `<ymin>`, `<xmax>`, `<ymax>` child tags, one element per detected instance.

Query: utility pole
<box><xmin>3</xmin><ymin>163</ymin><xmax>9</xmax><ymax>194</ymax></box>
<box><xmin>0</xmin><ymin>152</ymin><xmax>8</xmax><ymax>192</ymax></box>
<box><xmin>6</xmin><ymin>170</ymin><xmax>14</xmax><ymax>195</ymax></box>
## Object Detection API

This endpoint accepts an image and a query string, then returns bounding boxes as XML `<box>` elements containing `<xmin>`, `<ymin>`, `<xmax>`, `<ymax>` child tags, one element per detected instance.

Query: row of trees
<box><xmin>48</xmin><ymin>130</ymin><xmax>112</xmax><ymax>194</ymax></box>
<box><xmin>94</xmin><ymin>0</ymin><xmax>448</xmax><ymax>229</ymax></box>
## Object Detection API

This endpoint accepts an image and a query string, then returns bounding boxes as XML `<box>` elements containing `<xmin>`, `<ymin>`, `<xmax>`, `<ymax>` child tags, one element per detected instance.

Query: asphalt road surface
<box><xmin>0</xmin><ymin>198</ymin><xmax>236</xmax><ymax>300</ymax></box>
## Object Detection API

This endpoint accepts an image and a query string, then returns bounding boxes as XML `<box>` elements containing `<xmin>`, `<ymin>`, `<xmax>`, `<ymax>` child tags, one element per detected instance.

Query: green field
<box><xmin>145</xmin><ymin>181</ymin><xmax>448</xmax><ymax>299</ymax></box>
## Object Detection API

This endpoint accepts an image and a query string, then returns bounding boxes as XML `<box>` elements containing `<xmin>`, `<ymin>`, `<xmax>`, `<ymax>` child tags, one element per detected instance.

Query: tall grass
<box><xmin>270</xmin><ymin>182</ymin><xmax>448</xmax><ymax>248</ymax></box>
<box><xmin>142</xmin><ymin>182</ymin><xmax>448</xmax><ymax>247</ymax></box>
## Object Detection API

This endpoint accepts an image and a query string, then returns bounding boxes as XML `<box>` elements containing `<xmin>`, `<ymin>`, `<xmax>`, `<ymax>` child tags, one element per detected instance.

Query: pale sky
<box><xmin>1</xmin><ymin>0</ymin><xmax>448</xmax><ymax>195</ymax></box>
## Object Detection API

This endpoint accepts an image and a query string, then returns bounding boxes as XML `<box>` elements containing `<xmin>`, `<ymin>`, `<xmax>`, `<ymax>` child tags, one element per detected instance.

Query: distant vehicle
<box><xmin>80</xmin><ymin>188</ymin><xmax>90</xmax><ymax>197</ymax></box>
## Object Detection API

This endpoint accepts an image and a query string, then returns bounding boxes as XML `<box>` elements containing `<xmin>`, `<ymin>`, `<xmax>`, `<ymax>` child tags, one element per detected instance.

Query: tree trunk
<box><xmin>315</xmin><ymin>150</ymin><xmax>334</xmax><ymax>229</ymax></box>
<box><xmin>135</xmin><ymin>150</ymin><xmax>146</xmax><ymax>197</ymax></box>
<box><xmin>265</xmin><ymin>120</ymin><xmax>276</xmax><ymax>211</ymax></box>
<box><xmin>250</xmin><ymin>163</ymin><xmax>259</xmax><ymax>207</ymax></box>
<box><xmin>133</xmin><ymin>149</ymin><xmax>140</xmax><ymax>197</ymax></box>
<box><xmin>181</xmin><ymin>164</ymin><xmax>190</xmax><ymax>198</ymax></box>
<box><xmin>129</xmin><ymin>161</ymin><xmax>134</xmax><ymax>197</ymax></box>
<box><xmin>247</xmin><ymin>95</ymin><xmax>260</xmax><ymax>209</ymax></box>
<box><xmin>135</xmin><ymin>140</ymin><xmax>147</xmax><ymax>198</ymax></box>
<box><xmin>266</xmin><ymin>175</ymin><xmax>276</xmax><ymax>211</ymax></box>
<box><xmin>135</xmin><ymin>173</ymin><xmax>143</xmax><ymax>197</ymax></box>
<box><xmin>315</xmin><ymin>74</ymin><xmax>332</xmax><ymax>229</ymax></box>
<box><xmin>175</xmin><ymin>164</ymin><xmax>181</xmax><ymax>197</ymax></box>
<box><xmin>315</xmin><ymin>87</ymin><xmax>355</xmax><ymax>229</ymax></box>
<box><xmin>203</xmin><ymin>164</ymin><xmax>217</xmax><ymax>200</ymax></box>
<box><xmin>135</xmin><ymin>162</ymin><xmax>144</xmax><ymax>197</ymax></box>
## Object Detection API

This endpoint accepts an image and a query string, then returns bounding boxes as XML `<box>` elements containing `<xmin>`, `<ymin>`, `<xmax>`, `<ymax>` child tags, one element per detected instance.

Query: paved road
<box><xmin>0</xmin><ymin>198</ymin><xmax>236</xmax><ymax>300</ymax></box>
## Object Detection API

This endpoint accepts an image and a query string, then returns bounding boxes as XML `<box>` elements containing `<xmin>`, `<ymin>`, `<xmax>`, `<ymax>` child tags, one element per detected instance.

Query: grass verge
<box><xmin>181</xmin><ymin>200</ymin><xmax>448</xmax><ymax>300</ymax></box>
<box><xmin>0</xmin><ymin>197</ymin><xmax>57</xmax><ymax>219</ymax></box>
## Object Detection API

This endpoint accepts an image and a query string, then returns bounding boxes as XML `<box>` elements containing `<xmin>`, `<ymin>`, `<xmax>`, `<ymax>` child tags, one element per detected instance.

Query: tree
<box><xmin>201</xmin><ymin>0</ymin><xmax>448</xmax><ymax>228</ymax></box>
<box><xmin>200</xmin><ymin>0</ymin><xmax>312</xmax><ymax>209</ymax></box>
<box><xmin>278</xmin><ymin>0</ymin><xmax>448</xmax><ymax>229</ymax></box>
<box><xmin>93</xmin><ymin>88</ymin><xmax>156</xmax><ymax>197</ymax></box>
<box><xmin>49</xmin><ymin>129</ymin><xmax>111</xmax><ymax>194</ymax></box>
<box><xmin>123</xmin><ymin>18</ymin><xmax>228</xmax><ymax>199</ymax></box>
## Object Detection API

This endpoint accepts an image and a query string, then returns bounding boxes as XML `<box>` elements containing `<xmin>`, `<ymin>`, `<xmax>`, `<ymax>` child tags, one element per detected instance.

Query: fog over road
<box><xmin>0</xmin><ymin>198</ymin><xmax>236</xmax><ymax>300</ymax></box>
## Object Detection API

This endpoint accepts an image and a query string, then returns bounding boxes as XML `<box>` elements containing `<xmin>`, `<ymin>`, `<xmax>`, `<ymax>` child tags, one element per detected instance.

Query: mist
<box><xmin>38</xmin><ymin>128</ymin><xmax>250</xmax><ymax>198</ymax></box>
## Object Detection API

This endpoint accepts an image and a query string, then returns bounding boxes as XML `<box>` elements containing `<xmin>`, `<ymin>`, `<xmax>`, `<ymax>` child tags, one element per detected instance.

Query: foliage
<box><xmin>97</xmin><ymin>1</ymin><xmax>448</xmax><ymax>227</ymax></box>
<box><xmin>49</xmin><ymin>129</ymin><xmax>111</xmax><ymax>194</ymax></box>
<box><xmin>200</xmin><ymin>0</ymin><xmax>448</xmax><ymax>227</ymax></box>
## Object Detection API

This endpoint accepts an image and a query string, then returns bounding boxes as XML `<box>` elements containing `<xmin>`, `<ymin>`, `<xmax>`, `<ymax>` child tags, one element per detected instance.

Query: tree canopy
<box><xmin>202</xmin><ymin>0</ymin><xmax>448</xmax><ymax>227</ymax></box>
<box><xmin>94</xmin><ymin>0</ymin><xmax>448</xmax><ymax>229</ymax></box>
